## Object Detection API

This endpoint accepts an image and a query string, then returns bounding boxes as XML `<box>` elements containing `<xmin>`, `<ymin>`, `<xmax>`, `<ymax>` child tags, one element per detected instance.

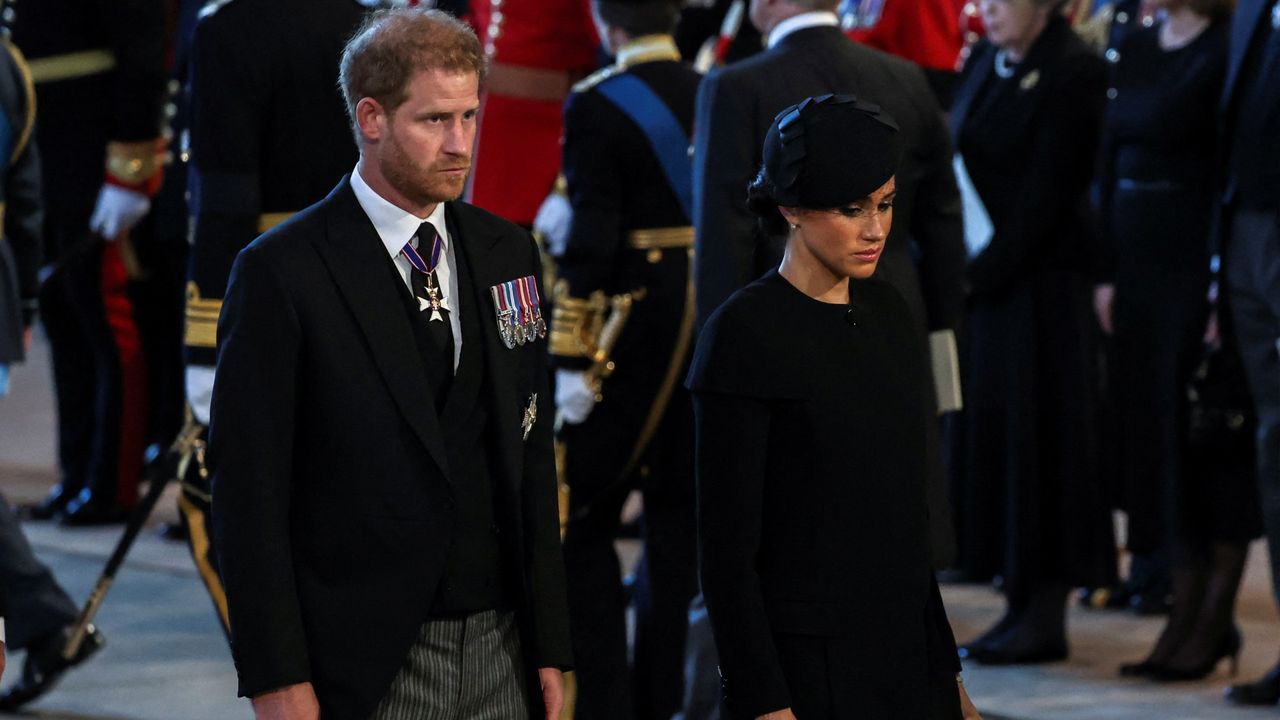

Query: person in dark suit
<box><xmin>181</xmin><ymin>0</ymin><xmax>373</xmax><ymax>634</ymax></box>
<box><xmin>949</xmin><ymin>0</ymin><xmax>1114</xmax><ymax>665</ymax></box>
<box><xmin>8</xmin><ymin>0</ymin><xmax>168</xmax><ymax>525</ymax></box>
<box><xmin>552</xmin><ymin>2</ymin><xmax>700</xmax><ymax>718</ymax></box>
<box><xmin>1218</xmin><ymin>0</ymin><xmax>1280</xmax><ymax>706</ymax></box>
<box><xmin>0</xmin><ymin>36</ymin><xmax>106</xmax><ymax>711</ymax></box>
<box><xmin>209</xmin><ymin>9</ymin><xmax>571</xmax><ymax>720</ymax></box>
<box><xmin>690</xmin><ymin>94</ymin><xmax>979</xmax><ymax>720</ymax></box>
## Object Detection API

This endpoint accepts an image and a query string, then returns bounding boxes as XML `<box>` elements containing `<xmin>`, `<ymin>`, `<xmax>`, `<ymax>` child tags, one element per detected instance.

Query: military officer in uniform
<box><xmin>182</xmin><ymin>0</ymin><xmax>374</xmax><ymax>632</ymax></box>
<box><xmin>0</xmin><ymin>32</ymin><xmax>107</xmax><ymax>712</ymax></box>
<box><xmin>552</xmin><ymin>2</ymin><xmax>700</xmax><ymax>717</ymax></box>
<box><xmin>9</xmin><ymin>0</ymin><xmax>168</xmax><ymax>525</ymax></box>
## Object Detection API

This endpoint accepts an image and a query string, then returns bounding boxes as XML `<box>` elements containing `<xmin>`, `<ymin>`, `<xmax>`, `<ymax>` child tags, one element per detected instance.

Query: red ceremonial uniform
<box><xmin>467</xmin><ymin>0</ymin><xmax>598</xmax><ymax>226</ymax></box>
<box><xmin>846</xmin><ymin>0</ymin><xmax>966</xmax><ymax>72</ymax></box>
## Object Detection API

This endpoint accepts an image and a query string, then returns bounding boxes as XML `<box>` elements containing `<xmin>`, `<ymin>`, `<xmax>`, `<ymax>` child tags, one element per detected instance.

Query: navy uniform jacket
<box><xmin>6</xmin><ymin>0</ymin><xmax>166</xmax><ymax>260</ymax></box>
<box><xmin>184</xmin><ymin>0</ymin><xmax>368</xmax><ymax>366</ymax></box>
<box><xmin>0</xmin><ymin>39</ymin><xmax>41</xmax><ymax>364</ymax></box>
<box><xmin>553</xmin><ymin>40</ymin><xmax>700</xmax><ymax>421</ymax></box>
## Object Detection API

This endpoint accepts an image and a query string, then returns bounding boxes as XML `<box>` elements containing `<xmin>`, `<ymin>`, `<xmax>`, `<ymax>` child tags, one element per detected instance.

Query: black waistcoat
<box><xmin>394</xmin><ymin>222</ymin><xmax>508</xmax><ymax>616</ymax></box>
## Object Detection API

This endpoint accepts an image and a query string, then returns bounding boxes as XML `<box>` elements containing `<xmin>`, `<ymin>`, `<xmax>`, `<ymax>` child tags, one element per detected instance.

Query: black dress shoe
<box><xmin>60</xmin><ymin>491</ymin><xmax>129</xmax><ymax>526</ymax></box>
<box><xmin>21</xmin><ymin>485</ymin><xmax>75</xmax><ymax>520</ymax></box>
<box><xmin>1226</xmin><ymin>664</ymin><xmax>1280</xmax><ymax>706</ymax></box>
<box><xmin>964</xmin><ymin>641</ymin><xmax>1068</xmax><ymax>666</ymax></box>
<box><xmin>0</xmin><ymin>624</ymin><xmax>105</xmax><ymax>710</ymax></box>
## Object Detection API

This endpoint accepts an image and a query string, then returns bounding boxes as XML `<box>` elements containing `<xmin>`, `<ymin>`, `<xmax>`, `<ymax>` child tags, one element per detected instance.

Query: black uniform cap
<box><xmin>762</xmin><ymin>93</ymin><xmax>902</xmax><ymax>208</ymax></box>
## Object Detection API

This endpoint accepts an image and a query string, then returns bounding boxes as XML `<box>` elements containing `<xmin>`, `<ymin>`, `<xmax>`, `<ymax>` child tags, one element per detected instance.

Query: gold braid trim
<box><xmin>106</xmin><ymin>139</ymin><xmax>165</xmax><ymax>185</ymax></box>
<box><xmin>185</xmin><ymin>282</ymin><xmax>222</xmax><ymax>349</ymax></box>
<box><xmin>2</xmin><ymin>39</ymin><xmax>36</xmax><ymax>165</ymax></box>
<box><xmin>549</xmin><ymin>282</ymin><xmax>607</xmax><ymax>358</ymax></box>
<box><xmin>627</xmin><ymin>226</ymin><xmax>694</xmax><ymax>250</ymax></box>
<box><xmin>27</xmin><ymin>49</ymin><xmax>116</xmax><ymax>84</ymax></box>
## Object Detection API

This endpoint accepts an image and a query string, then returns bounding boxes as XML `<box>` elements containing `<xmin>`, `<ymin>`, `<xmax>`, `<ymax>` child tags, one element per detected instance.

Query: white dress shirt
<box><xmin>351</xmin><ymin>164</ymin><xmax>462</xmax><ymax>370</ymax></box>
<box><xmin>767</xmin><ymin>10</ymin><xmax>840</xmax><ymax>49</ymax></box>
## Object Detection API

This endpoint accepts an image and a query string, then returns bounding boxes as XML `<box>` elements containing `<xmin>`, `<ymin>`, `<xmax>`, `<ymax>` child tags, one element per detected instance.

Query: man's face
<box><xmin>373</xmin><ymin>68</ymin><xmax>480</xmax><ymax>210</ymax></box>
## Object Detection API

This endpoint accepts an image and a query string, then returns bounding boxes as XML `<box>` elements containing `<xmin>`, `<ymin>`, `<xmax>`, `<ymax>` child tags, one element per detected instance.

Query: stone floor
<box><xmin>5</xmin><ymin>334</ymin><xmax>1280</xmax><ymax>719</ymax></box>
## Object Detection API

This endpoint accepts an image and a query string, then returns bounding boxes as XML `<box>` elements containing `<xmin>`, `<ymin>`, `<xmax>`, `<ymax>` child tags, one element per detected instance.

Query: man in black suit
<box><xmin>1220</xmin><ymin>0</ymin><xmax>1280</xmax><ymax>706</ymax></box>
<box><xmin>209</xmin><ymin>9</ymin><xmax>571</xmax><ymax>720</ymax></box>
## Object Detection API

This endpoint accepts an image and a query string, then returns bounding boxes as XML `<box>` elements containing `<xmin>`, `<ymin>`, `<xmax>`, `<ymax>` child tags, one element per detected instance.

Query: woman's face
<box><xmin>980</xmin><ymin>0</ymin><xmax>1052</xmax><ymax>51</ymax></box>
<box><xmin>783</xmin><ymin>178</ymin><xmax>896</xmax><ymax>281</ymax></box>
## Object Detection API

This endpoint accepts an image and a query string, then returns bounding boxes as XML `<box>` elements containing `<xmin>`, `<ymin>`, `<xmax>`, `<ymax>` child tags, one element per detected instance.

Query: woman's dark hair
<box><xmin>747</xmin><ymin>167</ymin><xmax>791</xmax><ymax>238</ymax></box>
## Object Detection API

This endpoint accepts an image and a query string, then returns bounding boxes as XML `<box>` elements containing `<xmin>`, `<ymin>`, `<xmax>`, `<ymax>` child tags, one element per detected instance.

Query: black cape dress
<box><xmin>687</xmin><ymin>270</ymin><xmax>962</xmax><ymax>720</ymax></box>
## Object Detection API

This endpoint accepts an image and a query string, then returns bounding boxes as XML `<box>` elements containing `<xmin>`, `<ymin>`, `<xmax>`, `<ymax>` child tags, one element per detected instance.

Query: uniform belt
<box><xmin>627</xmin><ymin>226</ymin><xmax>694</xmax><ymax>250</ymax></box>
<box><xmin>28</xmin><ymin>49</ymin><xmax>117</xmax><ymax>84</ymax></box>
<box><xmin>486</xmin><ymin>63</ymin><xmax>580</xmax><ymax>102</ymax></box>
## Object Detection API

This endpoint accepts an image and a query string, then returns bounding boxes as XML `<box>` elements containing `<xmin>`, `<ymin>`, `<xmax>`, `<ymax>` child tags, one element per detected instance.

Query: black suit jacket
<box><xmin>209</xmin><ymin>179</ymin><xmax>571</xmax><ymax>719</ymax></box>
<box><xmin>1219</xmin><ymin>0</ymin><xmax>1280</xmax><ymax>216</ymax></box>
<box><xmin>692</xmin><ymin>25</ymin><xmax>966</xmax><ymax>332</ymax></box>
<box><xmin>949</xmin><ymin>19</ymin><xmax>1107</xmax><ymax>295</ymax></box>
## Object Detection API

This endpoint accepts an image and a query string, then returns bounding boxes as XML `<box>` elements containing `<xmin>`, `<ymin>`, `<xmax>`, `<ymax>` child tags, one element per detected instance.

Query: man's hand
<box><xmin>251</xmin><ymin>682</ymin><xmax>319</xmax><ymax>720</ymax></box>
<box><xmin>1092</xmin><ymin>283</ymin><xmax>1115</xmax><ymax>336</ymax></box>
<box><xmin>22</xmin><ymin>327</ymin><xmax>32</xmax><ymax>354</ymax></box>
<box><xmin>755</xmin><ymin>710</ymin><xmax>797</xmax><ymax>720</ymax></box>
<box><xmin>554</xmin><ymin>369</ymin><xmax>595</xmax><ymax>425</ymax></box>
<box><xmin>538</xmin><ymin>667</ymin><xmax>564</xmax><ymax>720</ymax></box>
<box><xmin>89</xmin><ymin>185</ymin><xmax>151</xmax><ymax>241</ymax></box>
<box><xmin>1</xmin><ymin>639</ymin><xmax>7</xmax><ymax>680</ymax></box>
<box><xmin>959</xmin><ymin>680</ymin><xmax>982</xmax><ymax>719</ymax></box>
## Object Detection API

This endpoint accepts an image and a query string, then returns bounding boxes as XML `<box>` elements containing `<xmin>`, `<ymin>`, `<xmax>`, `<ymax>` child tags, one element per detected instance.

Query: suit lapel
<box><xmin>1223</xmin><ymin>0</ymin><xmax>1269</xmax><ymax>110</ymax></box>
<box><xmin>447</xmin><ymin>202</ymin><xmax>525</xmax><ymax>500</ymax></box>
<box><xmin>310</xmin><ymin>179</ymin><xmax>452</xmax><ymax>482</ymax></box>
<box><xmin>950</xmin><ymin>44</ymin><xmax>994</xmax><ymax>141</ymax></box>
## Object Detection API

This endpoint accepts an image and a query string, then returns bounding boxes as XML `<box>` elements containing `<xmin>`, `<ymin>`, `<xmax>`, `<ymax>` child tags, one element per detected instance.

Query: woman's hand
<box><xmin>959</xmin><ymin>679</ymin><xmax>982</xmax><ymax>720</ymax></box>
<box><xmin>1092</xmin><ymin>284</ymin><xmax>1115</xmax><ymax>336</ymax></box>
<box><xmin>756</xmin><ymin>710</ymin><xmax>798</xmax><ymax>720</ymax></box>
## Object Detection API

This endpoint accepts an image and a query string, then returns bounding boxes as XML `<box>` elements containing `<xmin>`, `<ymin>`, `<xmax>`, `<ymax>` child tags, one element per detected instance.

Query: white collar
<box><xmin>767</xmin><ymin>11</ymin><xmax>840</xmax><ymax>49</ymax></box>
<box><xmin>350</xmin><ymin>162</ymin><xmax>448</xmax><ymax>261</ymax></box>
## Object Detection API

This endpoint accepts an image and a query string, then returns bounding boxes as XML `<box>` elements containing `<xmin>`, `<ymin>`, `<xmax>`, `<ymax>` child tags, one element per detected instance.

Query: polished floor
<box><xmin>3</xmin><ymin>335</ymin><xmax>1280</xmax><ymax>720</ymax></box>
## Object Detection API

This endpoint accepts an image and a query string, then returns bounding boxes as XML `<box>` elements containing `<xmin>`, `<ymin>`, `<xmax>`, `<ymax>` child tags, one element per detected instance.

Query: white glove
<box><xmin>89</xmin><ymin>184</ymin><xmax>151</xmax><ymax>240</ymax></box>
<box><xmin>185</xmin><ymin>365</ymin><xmax>216</xmax><ymax>426</ymax></box>
<box><xmin>533</xmin><ymin>192</ymin><xmax>573</xmax><ymax>257</ymax></box>
<box><xmin>555</xmin><ymin>369</ymin><xmax>596</xmax><ymax>425</ymax></box>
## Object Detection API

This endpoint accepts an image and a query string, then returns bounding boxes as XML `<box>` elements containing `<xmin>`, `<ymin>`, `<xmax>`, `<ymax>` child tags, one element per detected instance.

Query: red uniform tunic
<box><xmin>467</xmin><ymin>0</ymin><xmax>598</xmax><ymax>226</ymax></box>
<box><xmin>846</xmin><ymin>0</ymin><xmax>966</xmax><ymax>72</ymax></box>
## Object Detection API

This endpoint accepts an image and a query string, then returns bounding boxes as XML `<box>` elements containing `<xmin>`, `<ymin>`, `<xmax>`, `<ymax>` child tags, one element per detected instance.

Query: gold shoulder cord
<box><xmin>1</xmin><ymin>38</ymin><xmax>36</xmax><ymax>166</ymax></box>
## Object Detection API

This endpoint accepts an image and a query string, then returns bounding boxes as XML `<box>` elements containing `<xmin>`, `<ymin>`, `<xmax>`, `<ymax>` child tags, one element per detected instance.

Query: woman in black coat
<box><xmin>949</xmin><ymin>0</ymin><xmax>1115</xmax><ymax>663</ymax></box>
<box><xmin>689</xmin><ymin>95</ymin><xmax>979</xmax><ymax>720</ymax></box>
<box><xmin>1095</xmin><ymin>0</ymin><xmax>1262</xmax><ymax>682</ymax></box>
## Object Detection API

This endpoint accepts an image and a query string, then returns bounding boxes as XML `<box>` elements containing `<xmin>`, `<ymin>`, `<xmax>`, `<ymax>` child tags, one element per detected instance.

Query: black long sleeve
<box><xmin>694</xmin><ymin>389</ymin><xmax>791</xmax><ymax>718</ymax></box>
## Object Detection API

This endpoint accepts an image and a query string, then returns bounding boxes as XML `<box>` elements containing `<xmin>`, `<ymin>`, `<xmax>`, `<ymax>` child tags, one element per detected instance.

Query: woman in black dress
<box><xmin>1095</xmin><ymin>0</ymin><xmax>1262</xmax><ymax>681</ymax></box>
<box><xmin>949</xmin><ymin>0</ymin><xmax>1115</xmax><ymax>664</ymax></box>
<box><xmin>689</xmin><ymin>95</ymin><xmax>978</xmax><ymax>720</ymax></box>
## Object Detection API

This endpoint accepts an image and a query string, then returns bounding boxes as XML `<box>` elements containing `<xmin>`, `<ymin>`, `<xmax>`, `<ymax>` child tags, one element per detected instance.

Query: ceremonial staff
<box><xmin>60</xmin><ymin>410</ymin><xmax>206</xmax><ymax>661</ymax></box>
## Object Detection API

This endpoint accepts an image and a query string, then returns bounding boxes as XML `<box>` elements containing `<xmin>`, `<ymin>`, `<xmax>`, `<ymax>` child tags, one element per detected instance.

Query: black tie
<box><xmin>401</xmin><ymin>223</ymin><xmax>454</xmax><ymax>402</ymax></box>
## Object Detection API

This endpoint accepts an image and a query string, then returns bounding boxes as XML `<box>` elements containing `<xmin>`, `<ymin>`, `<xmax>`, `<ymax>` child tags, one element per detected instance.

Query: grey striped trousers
<box><xmin>370</xmin><ymin>609</ymin><xmax>528</xmax><ymax>720</ymax></box>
